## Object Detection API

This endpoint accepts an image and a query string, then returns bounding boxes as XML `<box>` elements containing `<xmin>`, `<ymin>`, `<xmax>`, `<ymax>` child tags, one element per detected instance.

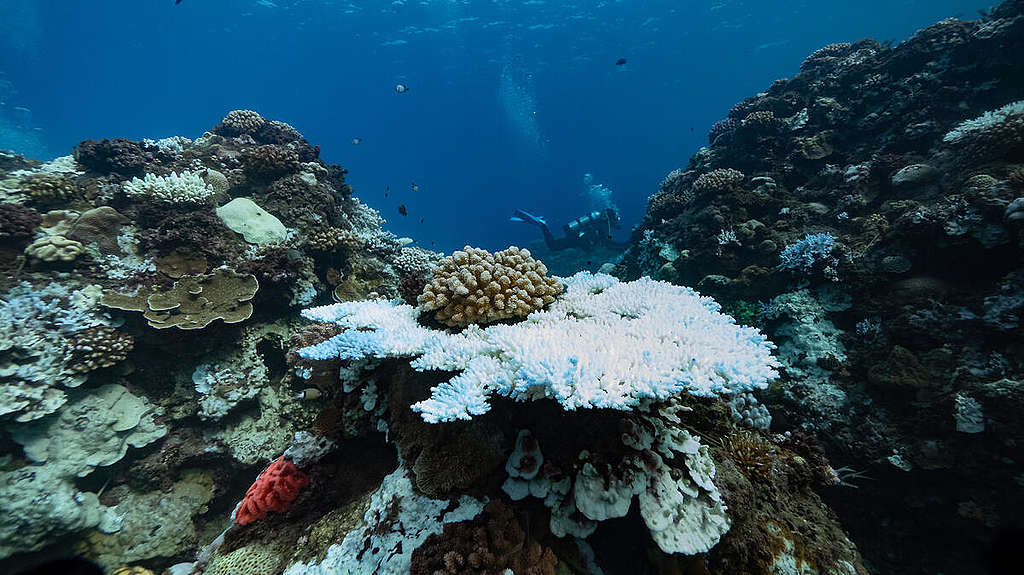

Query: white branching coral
<box><xmin>300</xmin><ymin>272</ymin><xmax>780</xmax><ymax>423</ymax></box>
<box><xmin>122</xmin><ymin>170</ymin><xmax>215</xmax><ymax>204</ymax></box>
<box><xmin>942</xmin><ymin>100</ymin><xmax>1024</xmax><ymax>160</ymax></box>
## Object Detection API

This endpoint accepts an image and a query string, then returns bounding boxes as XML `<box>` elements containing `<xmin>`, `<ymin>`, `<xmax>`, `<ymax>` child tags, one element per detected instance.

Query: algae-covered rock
<box><xmin>7</xmin><ymin>384</ymin><xmax>167</xmax><ymax>478</ymax></box>
<box><xmin>0</xmin><ymin>464</ymin><xmax>122</xmax><ymax>559</ymax></box>
<box><xmin>77</xmin><ymin>470</ymin><xmax>215</xmax><ymax>570</ymax></box>
<box><xmin>216</xmin><ymin>197</ymin><xmax>288</xmax><ymax>244</ymax></box>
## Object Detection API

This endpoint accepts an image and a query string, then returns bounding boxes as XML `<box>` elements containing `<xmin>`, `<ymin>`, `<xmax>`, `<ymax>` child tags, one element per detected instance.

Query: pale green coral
<box><xmin>79</xmin><ymin>470</ymin><xmax>215</xmax><ymax>570</ymax></box>
<box><xmin>7</xmin><ymin>384</ymin><xmax>167</xmax><ymax>478</ymax></box>
<box><xmin>0</xmin><ymin>464</ymin><xmax>122</xmax><ymax>559</ymax></box>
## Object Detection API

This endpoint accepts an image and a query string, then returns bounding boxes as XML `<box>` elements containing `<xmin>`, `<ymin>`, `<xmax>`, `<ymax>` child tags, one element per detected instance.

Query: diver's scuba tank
<box><xmin>564</xmin><ymin>210</ymin><xmax>604</xmax><ymax>238</ymax></box>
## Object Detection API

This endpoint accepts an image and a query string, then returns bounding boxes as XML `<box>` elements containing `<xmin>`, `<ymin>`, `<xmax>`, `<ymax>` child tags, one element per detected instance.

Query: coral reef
<box><xmin>615</xmin><ymin>3</ymin><xmax>1024</xmax><ymax>573</ymax></box>
<box><xmin>0</xmin><ymin>112</ymin><xmax>409</xmax><ymax>571</ymax></box>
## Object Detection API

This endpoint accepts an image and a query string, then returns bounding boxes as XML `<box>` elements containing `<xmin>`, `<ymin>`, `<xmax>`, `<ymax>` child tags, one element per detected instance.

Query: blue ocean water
<box><xmin>0</xmin><ymin>0</ymin><xmax>987</xmax><ymax>254</ymax></box>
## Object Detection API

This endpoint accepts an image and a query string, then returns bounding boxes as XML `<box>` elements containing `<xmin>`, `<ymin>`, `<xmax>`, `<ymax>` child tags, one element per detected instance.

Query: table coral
<box><xmin>235</xmin><ymin>456</ymin><xmax>310</xmax><ymax>525</ymax></box>
<box><xmin>301</xmin><ymin>272</ymin><xmax>780</xmax><ymax>423</ymax></box>
<box><xmin>102</xmin><ymin>268</ymin><xmax>259</xmax><ymax>330</ymax></box>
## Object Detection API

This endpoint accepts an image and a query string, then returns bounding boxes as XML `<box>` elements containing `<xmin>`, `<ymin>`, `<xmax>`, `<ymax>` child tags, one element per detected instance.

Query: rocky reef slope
<box><xmin>616</xmin><ymin>2</ymin><xmax>1024</xmax><ymax>573</ymax></box>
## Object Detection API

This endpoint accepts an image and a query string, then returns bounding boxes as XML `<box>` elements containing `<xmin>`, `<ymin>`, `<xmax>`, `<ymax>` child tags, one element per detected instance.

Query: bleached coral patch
<box><xmin>300</xmin><ymin>272</ymin><xmax>780</xmax><ymax>423</ymax></box>
<box><xmin>122</xmin><ymin>170</ymin><xmax>215</xmax><ymax>204</ymax></box>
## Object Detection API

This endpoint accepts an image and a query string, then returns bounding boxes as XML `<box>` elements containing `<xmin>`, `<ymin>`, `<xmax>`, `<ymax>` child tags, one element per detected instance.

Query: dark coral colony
<box><xmin>1</xmin><ymin>4</ymin><xmax>1023</xmax><ymax>575</ymax></box>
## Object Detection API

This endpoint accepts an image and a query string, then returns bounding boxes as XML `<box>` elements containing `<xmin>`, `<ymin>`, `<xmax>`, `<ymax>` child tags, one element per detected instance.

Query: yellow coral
<box><xmin>111</xmin><ymin>567</ymin><xmax>154</xmax><ymax>575</ymax></box>
<box><xmin>204</xmin><ymin>542</ymin><xmax>284</xmax><ymax>575</ymax></box>
<box><xmin>25</xmin><ymin>235</ymin><xmax>83</xmax><ymax>262</ymax></box>
<box><xmin>418</xmin><ymin>245</ymin><xmax>562</xmax><ymax>327</ymax></box>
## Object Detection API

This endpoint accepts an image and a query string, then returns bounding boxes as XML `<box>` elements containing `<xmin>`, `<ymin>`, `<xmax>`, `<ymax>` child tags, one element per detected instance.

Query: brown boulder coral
<box><xmin>241</xmin><ymin>145</ymin><xmax>301</xmax><ymax>182</ymax></box>
<box><xmin>212</xmin><ymin>109</ymin><xmax>267</xmax><ymax>137</ymax></box>
<box><xmin>410</xmin><ymin>500</ymin><xmax>557</xmax><ymax>575</ymax></box>
<box><xmin>418</xmin><ymin>245</ymin><xmax>562</xmax><ymax>327</ymax></box>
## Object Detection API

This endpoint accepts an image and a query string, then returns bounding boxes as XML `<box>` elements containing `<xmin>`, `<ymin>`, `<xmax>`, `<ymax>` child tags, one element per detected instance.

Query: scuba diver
<box><xmin>510</xmin><ymin>207</ymin><xmax>625</xmax><ymax>251</ymax></box>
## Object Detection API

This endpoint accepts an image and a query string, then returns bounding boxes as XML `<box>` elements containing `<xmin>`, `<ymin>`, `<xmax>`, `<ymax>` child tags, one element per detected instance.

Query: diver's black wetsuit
<box><xmin>517</xmin><ymin>208</ymin><xmax>625</xmax><ymax>252</ymax></box>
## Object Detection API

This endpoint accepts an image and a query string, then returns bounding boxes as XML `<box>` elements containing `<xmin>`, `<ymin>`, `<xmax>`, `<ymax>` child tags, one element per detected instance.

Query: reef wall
<box><xmin>616</xmin><ymin>2</ymin><xmax>1024</xmax><ymax>574</ymax></box>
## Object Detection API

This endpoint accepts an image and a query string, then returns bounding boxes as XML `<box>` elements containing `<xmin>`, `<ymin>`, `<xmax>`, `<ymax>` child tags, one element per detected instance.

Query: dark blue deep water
<box><xmin>0</xmin><ymin>0</ymin><xmax>988</xmax><ymax>253</ymax></box>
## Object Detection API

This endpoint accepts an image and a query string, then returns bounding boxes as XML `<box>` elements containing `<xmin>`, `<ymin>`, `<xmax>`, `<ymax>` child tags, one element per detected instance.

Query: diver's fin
<box><xmin>509</xmin><ymin>209</ymin><xmax>546</xmax><ymax>226</ymax></box>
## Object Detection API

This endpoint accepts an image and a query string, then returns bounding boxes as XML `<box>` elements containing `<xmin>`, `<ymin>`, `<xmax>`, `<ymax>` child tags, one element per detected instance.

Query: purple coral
<box><xmin>73</xmin><ymin>138</ymin><xmax>150</xmax><ymax>177</ymax></box>
<box><xmin>0</xmin><ymin>203</ymin><xmax>42</xmax><ymax>243</ymax></box>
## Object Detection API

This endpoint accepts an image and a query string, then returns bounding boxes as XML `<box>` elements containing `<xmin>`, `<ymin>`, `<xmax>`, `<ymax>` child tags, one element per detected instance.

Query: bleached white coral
<box><xmin>122</xmin><ymin>170</ymin><xmax>215</xmax><ymax>204</ymax></box>
<box><xmin>943</xmin><ymin>100</ymin><xmax>1024</xmax><ymax>144</ymax></box>
<box><xmin>0</xmin><ymin>282</ymin><xmax>112</xmax><ymax>421</ymax></box>
<box><xmin>300</xmin><ymin>272</ymin><xmax>780</xmax><ymax>423</ymax></box>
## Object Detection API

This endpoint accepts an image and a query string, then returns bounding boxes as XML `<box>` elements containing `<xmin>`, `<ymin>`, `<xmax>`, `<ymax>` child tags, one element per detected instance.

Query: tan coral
<box><xmin>25</xmin><ymin>235</ymin><xmax>84</xmax><ymax>262</ymax></box>
<box><xmin>102</xmin><ymin>268</ymin><xmax>258</xmax><ymax>330</ymax></box>
<box><xmin>306</xmin><ymin>226</ymin><xmax>364</xmax><ymax>252</ymax></box>
<box><xmin>217</xmin><ymin>109</ymin><xmax>267</xmax><ymax>136</ymax></box>
<box><xmin>242</xmin><ymin>144</ymin><xmax>301</xmax><ymax>181</ymax></box>
<box><xmin>25</xmin><ymin>174</ymin><xmax>78</xmax><ymax>206</ymax></box>
<box><xmin>204</xmin><ymin>542</ymin><xmax>284</xmax><ymax>575</ymax></box>
<box><xmin>418</xmin><ymin>245</ymin><xmax>562</xmax><ymax>327</ymax></box>
<box><xmin>110</xmin><ymin>567</ymin><xmax>155</xmax><ymax>575</ymax></box>
<box><xmin>691</xmin><ymin>168</ymin><xmax>745</xmax><ymax>195</ymax></box>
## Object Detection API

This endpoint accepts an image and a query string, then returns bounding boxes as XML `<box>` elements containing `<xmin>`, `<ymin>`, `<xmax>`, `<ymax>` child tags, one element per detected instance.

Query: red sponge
<box><xmin>235</xmin><ymin>456</ymin><xmax>310</xmax><ymax>525</ymax></box>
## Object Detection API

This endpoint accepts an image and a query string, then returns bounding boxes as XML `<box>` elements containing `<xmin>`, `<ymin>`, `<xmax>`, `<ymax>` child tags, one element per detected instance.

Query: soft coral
<box><xmin>235</xmin><ymin>456</ymin><xmax>309</xmax><ymax>525</ymax></box>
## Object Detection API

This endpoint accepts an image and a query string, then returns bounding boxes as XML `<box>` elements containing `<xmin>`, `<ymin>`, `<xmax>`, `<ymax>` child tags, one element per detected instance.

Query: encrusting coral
<box><xmin>417</xmin><ymin>245</ymin><xmax>563</xmax><ymax>327</ymax></box>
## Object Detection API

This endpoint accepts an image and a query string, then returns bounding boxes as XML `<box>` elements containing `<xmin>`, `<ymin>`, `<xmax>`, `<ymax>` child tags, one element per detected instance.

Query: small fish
<box><xmin>398</xmin><ymin>204</ymin><xmax>408</xmax><ymax>216</ymax></box>
<box><xmin>419</xmin><ymin>218</ymin><xmax>424</xmax><ymax>223</ymax></box>
<box><xmin>615</xmin><ymin>57</ymin><xmax>627</xmax><ymax>66</ymax></box>
<box><xmin>410</xmin><ymin>182</ymin><xmax>419</xmax><ymax>192</ymax></box>
<box><xmin>385</xmin><ymin>185</ymin><xmax>390</xmax><ymax>198</ymax></box>
<box><xmin>295</xmin><ymin>388</ymin><xmax>322</xmax><ymax>400</ymax></box>
<box><xmin>175</xmin><ymin>0</ymin><xmax>183</xmax><ymax>4</ymax></box>
<box><xmin>352</xmin><ymin>137</ymin><xmax>362</xmax><ymax>145</ymax></box>
<box><xmin>395</xmin><ymin>83</ymin><xmax>409</xmax><ymax>93</ymax></box>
